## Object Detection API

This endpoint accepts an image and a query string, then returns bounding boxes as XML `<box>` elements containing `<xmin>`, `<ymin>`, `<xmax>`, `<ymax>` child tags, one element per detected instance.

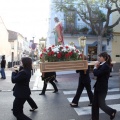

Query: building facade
<box><xmin>0</xmin><ymin>17</ymin><xmax>11</xmax><ymax>63</ymax></box>
<box><xmin>47</xmin><ymin>0</ymin><xmax>113</xmax><ymax>61</ymax></box>
<box><xmin>111</xmin><ymin>3</ymin><xmax>120</xmax><ymax>62</ymax></box>
<box><xmin>8</xmin><ymin>30</ymin><xmax>25</xmax><ymax>61</ymax></box>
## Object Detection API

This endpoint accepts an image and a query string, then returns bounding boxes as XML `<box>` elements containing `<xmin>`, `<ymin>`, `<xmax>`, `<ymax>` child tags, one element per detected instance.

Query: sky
<box><xmin>0</xmin><ymin>0</ymin><xmax>50</xmax><ymax>42</ymax></box>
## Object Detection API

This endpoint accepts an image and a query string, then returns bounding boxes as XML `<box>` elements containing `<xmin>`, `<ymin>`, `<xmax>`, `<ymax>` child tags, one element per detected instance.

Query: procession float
<box><xmin>39</xmin><ymin>36</ymin><xmax>88</xmax><ymax>72</ymax></box>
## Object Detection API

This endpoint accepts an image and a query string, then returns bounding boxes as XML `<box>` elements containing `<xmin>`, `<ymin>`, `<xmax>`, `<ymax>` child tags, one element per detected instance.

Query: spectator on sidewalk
<box><xmin>39</xmin><ymin>72</ymin><xmax>58</xmax><ymax>95</ymax></box>
<box><xmin>11</xmin><ymin>57</ymin><xmax>35</xmax><ymax>120</ymax></box>
<box><xmin>0</xmin><ymin>55</ymin><xmax>6</xmax><ymax>79</ymax></box>
<box><xmin>70</xmin><ymin>55</ymin><xmax>93</xmax><ymax>107</ymax></box>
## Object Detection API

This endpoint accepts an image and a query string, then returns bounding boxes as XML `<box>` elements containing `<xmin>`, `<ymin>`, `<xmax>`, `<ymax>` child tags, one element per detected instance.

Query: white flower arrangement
<box><xmin>40</xmin><ymin>45</ymin><xmax>83</xmax><ymax>62</ymax></box>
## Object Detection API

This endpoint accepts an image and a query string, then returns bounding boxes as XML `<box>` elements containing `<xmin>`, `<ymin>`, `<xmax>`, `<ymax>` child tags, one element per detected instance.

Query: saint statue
<box><xmin>53</xmin><ymin>17</ymin><xmax>64</xmax><ymax>45</ymax></box>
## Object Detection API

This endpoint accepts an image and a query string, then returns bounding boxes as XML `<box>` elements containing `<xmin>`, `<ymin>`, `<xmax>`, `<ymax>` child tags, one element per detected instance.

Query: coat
<box><xmin>41</xmin><ymin>72</ymin><xmax>56</xmax><ymax>82</ymax></box>
<box><xmin>1</xmin><ymin>59</ymin><xmax>6</xmax><ymax>68</ymax></box>
<box><xmin>11</xmin><ymin>69</ymin><xmax>31</xmax><ymax>98</ymax></box>
<box><xmin>76</xmin><ymin>67</ymin><xmax>91</xmax><ymax>84</ymax></box>
<box><xmin>93</xmin><ymin>62</ymin><xmax>110</xmax><ymax>92</ymax></box>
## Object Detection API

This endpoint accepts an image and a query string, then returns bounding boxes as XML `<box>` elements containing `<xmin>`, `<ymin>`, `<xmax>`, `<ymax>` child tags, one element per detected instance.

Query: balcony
<box><xmin>64</xmin><ymin>27</ymin><xmax>89</xmax><ymax>36</ymax></box>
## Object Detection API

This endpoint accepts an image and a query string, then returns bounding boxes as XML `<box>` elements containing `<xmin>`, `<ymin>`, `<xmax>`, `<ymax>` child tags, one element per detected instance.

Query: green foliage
<box><xmin>53</xmin><ymin>0</ymin><xmax>120</xmax><ymax>36</ymax></box>
<box><xmin>103</xmin><ymin>28</ymin><xmax>113</xmax><ymax>37</ymax></box>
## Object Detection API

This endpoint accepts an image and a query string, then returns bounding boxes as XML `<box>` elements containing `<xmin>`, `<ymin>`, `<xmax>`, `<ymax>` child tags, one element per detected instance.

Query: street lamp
<box><xmin>78</xmin><ymin>36</ymin><xmax>86</xmax><ymax>60</ymax></box>
<box><xmin>39</xmin><ymin>37</ymin><xmax>46</xmax><ymax>51</ymax></box>
<box><xmin>39</xmin><ymin>37</ymin><xmax>46</xmax><ymax>62</ymax></box>
<box><xmin>69</xmin><ymin>42</ymin><xmax>75</xmax><ymax>47</ymax></box>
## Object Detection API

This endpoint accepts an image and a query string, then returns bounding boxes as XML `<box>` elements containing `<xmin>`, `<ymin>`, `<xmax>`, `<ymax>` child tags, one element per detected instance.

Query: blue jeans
<box><xmin>1</xmin><ymin>68</ymin><xmax>6</xmax><ymax>79</ymax></box>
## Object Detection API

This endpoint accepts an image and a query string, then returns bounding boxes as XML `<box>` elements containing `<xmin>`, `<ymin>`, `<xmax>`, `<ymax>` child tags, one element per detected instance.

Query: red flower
<box><xmin>48</xmin><ymin>52</ymin><xmax>51</xmax><ymax>56</ymax></box>
<box><xmin>65</xmin><ymin>53</ymin><xmax>69</xmax><ymax>58</ymax></box>
<box><xmin>57</xmin><ymin>53</ymin><xmax>62</xmax><ymax>59</ymax></box>
<box><xmin>48</xmin><ymin>47</ymin><xmax>52</xmax><ymax>51</ymax></box>
<box><xmin>79</xmin><ymin>54</ymin><xmax>83</xmax><ymax>58</ymax></box>
<box><xmin>76</xmin><ymin>49</ymin><xmax>79</xmax><ymax>53</ymax></box>
<box><xmin>40</xmin><ymin>53</ymin><xmax>43</xmax><ymax>58</ymax></box>
<box><xmin>51</xmin><ymin>51</ymin><xmax>54</xmax><ymax>55</ymax></box>
<box><xmin>65</xmin><ymin>46</ymin><xmax>69</xmax><ymax>49</ymax></box>
<box><xmin>60</xmin><ymin>46</ymin><xmax>63</xmax><ymax>49</ymax></box>
<box><xmin>43</xmin><ymin>48</ymin><xmax>46</xmax><ymax>52</ymax></box>
<box><xmin>68</xmin><ymin>52</ymin><xmax>73</xmax><ymax>56</ymax></box>
<box><xmin>52</xmin><ymin>45</ymin><xmax>55</xmax><ymax>47</ymax></box>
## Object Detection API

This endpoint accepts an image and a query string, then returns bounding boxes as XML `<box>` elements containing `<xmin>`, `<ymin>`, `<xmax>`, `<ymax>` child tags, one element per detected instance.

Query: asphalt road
<box><xmin>0</xmin><ymin>69</ymin><xmax>120</xmax><ymax>120</ymax></box>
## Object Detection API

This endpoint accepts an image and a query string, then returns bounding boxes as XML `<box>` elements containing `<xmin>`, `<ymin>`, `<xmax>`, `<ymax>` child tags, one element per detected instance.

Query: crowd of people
<box><xmin>9</xmin><ymin>51</ymin><xmax>116</xmax><ymax>120</ymax></box>
<box><xmin>0</xmin><ymin>17</ymin><xmax>116</xmax><ymax>120</ymax></box>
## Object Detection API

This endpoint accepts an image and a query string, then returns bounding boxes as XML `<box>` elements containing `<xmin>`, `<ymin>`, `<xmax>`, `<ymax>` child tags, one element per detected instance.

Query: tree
<box><xmin>53</xmin><ymin>0</ymin><xmax>120</xmax><ymax>55</ymax></box>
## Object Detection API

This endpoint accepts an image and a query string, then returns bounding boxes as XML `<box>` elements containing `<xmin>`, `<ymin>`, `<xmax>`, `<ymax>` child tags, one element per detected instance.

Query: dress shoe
<box><xmin>70</xmin><ymin>103</ymin><xmax>78</xmax><ymax>107</ymax></box>
<box><xmin>110</xmin><ymin>110</ymin><xmax>116</xmax><ymax>120</ymax></box>
<box><xmin>53</xmin><ymin>90</ymin><xmax>58</xmax><ymax>93</ymax></box>
<box><xmin>39</xmin><ymin>93</ymin><xmax>45</xmax><ymax>95</ymax></box>
<box><xmin>29</xmin><ymin>107</ymin><xmax>38</xmax><ymax>112</ymax></box>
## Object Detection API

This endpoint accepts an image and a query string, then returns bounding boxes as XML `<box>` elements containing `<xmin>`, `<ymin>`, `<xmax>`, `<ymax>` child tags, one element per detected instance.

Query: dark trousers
<box><xmin>42</xmin><ymin>80</ymin><xmax>58</xmax><ymax>94</ymax></box>
<box><xmin>92</xmin><ymin>89</ymin><xmax>115</xmax><ymax>120</ymax></box>
<box><xmin>27</xmin><ymin>96</ymin><xmax>37</xmax><ymax>109</ymax></box>
<box><xmin>13</xmin><ymin>98</ymin><xmax>32</xmax><ymax>120</ymax></box>
<box><xmin>72</xmin><ymin>81</ymin><xmax>93</xmax><ymax>104</ymax></box>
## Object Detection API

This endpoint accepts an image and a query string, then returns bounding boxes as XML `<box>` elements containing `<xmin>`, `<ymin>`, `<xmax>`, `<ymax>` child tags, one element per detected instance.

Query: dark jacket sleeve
<box><xmin>11</xmin><ymin>70</ymin><xmax>31</xmax><ymax>98</ymax></box>
<box><xmin>11</xmin><ymin>71</ymin><xmax>27</xmax><ymax>83</ymax></box>
<box><xmin>93</xmin><ymin>64</ymin><xmax>110</xmax><ymax>77</ymax></box>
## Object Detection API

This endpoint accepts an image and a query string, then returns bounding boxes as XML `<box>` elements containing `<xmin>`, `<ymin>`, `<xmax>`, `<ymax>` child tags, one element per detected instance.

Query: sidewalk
<box><xmin>32</xmin><ymin>69</ymin><xmax>120</xmax><ymax>91</ymax></box>
<box><xmin>0</xmin><ymin>69</ymin><xmax>38</xmax><ymax>91</ymax></box>
<box><xmin>1</xmin><ymin>69</ymin><xmax>120</xmax><ymax>92</ymax></box>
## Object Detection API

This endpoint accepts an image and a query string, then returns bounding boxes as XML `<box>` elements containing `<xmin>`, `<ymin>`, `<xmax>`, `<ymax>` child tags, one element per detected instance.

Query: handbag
<box><xmin>41</xmin><ymin>75</ymin><xmax>55</xmax><ymax>83</ymax></box>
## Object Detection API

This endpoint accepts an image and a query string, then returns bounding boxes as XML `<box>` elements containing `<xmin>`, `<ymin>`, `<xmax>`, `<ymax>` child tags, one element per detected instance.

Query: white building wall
<box><xmin>13</xmin><ymin>40</ymin><xmax>18</xmax><ymax>61</ymax></box>
<box><xmin>0</xmin><ymin>17</ymin><xmax>11</xmax><ymax>63</ymax></box>
<box><xmin>17</xmin><ymin>34</ymin><xmax>24</xmax><ymax>60</ymax></box>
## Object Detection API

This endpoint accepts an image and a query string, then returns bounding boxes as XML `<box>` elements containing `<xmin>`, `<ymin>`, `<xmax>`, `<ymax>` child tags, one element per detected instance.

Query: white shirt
<box><xmin>94</xmin><ymin>61</ymin><xmax>106</xmax><ymax>69</ymax></box>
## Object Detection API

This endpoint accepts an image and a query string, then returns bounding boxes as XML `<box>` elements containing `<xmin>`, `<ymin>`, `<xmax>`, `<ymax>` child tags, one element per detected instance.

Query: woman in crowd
<box><xmin>91</xmin><ymin>52</ymin><xmax>116</xmax><ymax>120</ymax></box>
<box><xmin>70</xmin><ymin>56</ymin><xmax>93</xmax><ymax>107</ymax></box>
<box><xmin>11</xmin><ymin>57</ymin><xmax>36</xmax><ymax>120</ymax></box>
<box><xmin>19</xmin><ymin>65</ymin><xmax>38</xmax><ymax>112</ymax></box>
<box><xmin>39</xmin><ymin>72</ymin><xmax>58</xmax><ymax>95</ymax></box>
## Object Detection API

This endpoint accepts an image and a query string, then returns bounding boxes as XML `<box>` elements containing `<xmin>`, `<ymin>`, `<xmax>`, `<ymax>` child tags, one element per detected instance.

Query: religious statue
<box><xmin>53</xmin><ymin>17</ymin><xmax>64</xmax><ymax>45</ymax></box>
